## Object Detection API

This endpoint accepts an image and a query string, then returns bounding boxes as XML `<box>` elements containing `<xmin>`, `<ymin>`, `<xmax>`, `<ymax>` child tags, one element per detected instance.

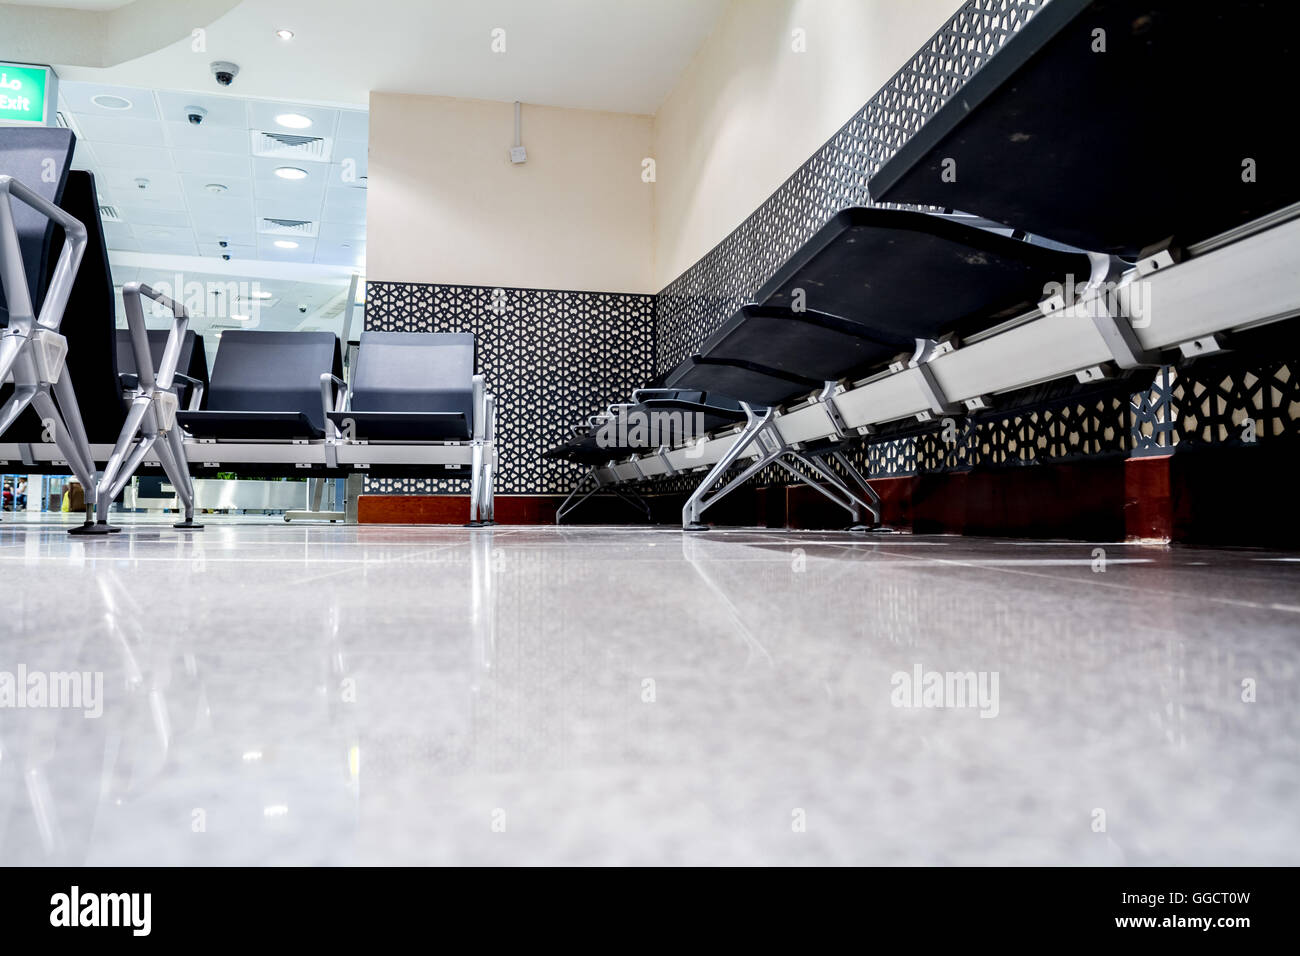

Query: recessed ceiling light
<box><xmin>230</xmin><ymin>314</ymin><xmax>252</xmax><ymax>322</ymax></box>
<box><xmin>275</xmin><ymin>29</ymin><xmax>295</xmax><ymax>40</ymax></box>
<box><xmin>249</xmin><ymin>291</ymin><xmax>273</xmax><ymax>300</ymax></box>
<box><xmin>273</xmin><ymin>240</ymin><xmax>299</xmax><ymax>249</ymax></box>
<box><xmin>204</xmin><ymin>183</ymin><xmax>228</xmax><ymax>194</ymax></box>
<box><xmin>91</xmin><ymin>93</ymin><xmax>132</xmax><ymax>111</ymax></box>
<box><xmin>274</xmin><ymin>166</ymin><xmax>308</xmax><ymax>180</ymax></box>
<box><xmin>274</xmin><ymin>113</ymin><xmax>312</xmax><ymax>130</ymax></box>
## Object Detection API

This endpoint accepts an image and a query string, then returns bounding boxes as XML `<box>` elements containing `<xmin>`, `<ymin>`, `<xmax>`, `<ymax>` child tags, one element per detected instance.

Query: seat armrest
<box><xmin>320</xmin><ymin>373</ymin><xmax>348</xmax><ymax>438</ymax></box>
<box><xmin>173</xmin><ymin>372</ymin><xmax>205</xmax><ymax>410</ymax></box>
<box><xmin>122</xmin><ymin>281</ymin><xmax>189</xmax><ymax>394</ymax></box>
<box><xmin>472</xmin><ymin>373</ymin><xmax>486</xmax><ymax>441</ymax></box>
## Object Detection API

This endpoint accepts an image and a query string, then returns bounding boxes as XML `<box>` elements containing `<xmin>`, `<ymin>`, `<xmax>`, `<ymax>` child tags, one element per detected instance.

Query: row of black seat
<box><xmin>548</xmin><ymin>0</ymin><xmax>1300</xmax><ymax>529</ymax></box>
<box><xmin>1</xmin><ymin>127</ymin><xmax>497</xmax><ymax>532</ymax></box>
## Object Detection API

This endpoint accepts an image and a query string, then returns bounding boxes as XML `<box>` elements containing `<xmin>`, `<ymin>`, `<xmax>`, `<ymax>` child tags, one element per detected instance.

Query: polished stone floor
<box><xmin>0</xmin><ymin>514</ymin><xmax>1297</xmax><ymax>866</ymax></box>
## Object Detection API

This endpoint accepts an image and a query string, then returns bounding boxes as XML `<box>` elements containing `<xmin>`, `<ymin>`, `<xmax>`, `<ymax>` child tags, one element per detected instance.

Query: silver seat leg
<box><xmin>467</xmin><ymin>443</ymin><xmax>485</xmax><ymax>527</ymax></box>
<box><xmin>682</xmin><ymin>403</ymin><xmax>773</xmax><ymax>530</ymax></box>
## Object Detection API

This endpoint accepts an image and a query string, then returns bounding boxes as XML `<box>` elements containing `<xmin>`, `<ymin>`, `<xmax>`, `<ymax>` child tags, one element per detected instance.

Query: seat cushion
<box><xmin>757</xmin><ymin>208</ymin><xmax>1091</xmax><ymax>341</ymax></box>
<box><xmin>177</xmin><ymin>409</ymin><xmax>323</xmax><ymax>440</ymax></box>
<box><xmin>327</xmin><ymin>410</ymin><xmax>469</xmax><ymax>441</ymax></box>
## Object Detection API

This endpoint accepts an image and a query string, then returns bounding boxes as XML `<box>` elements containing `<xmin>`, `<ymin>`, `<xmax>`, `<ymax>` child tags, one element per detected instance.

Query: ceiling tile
<box><xmin>181</xmin><ymin>173</ymin><xmax>253</xmax><ymax>201</ymax></box>
<box><xmin>60</xmin><ymin>83</ymin><xmax>158</xmax><ymax>120</ymax></box>
<box><xmin>88</xmin><ymin>141</ymin><xmax>174</xmax><ymax>170</ymax></box>
<box><xmin>116</xmin><ymin>206</ymin><xmax>191</xmax><ymax>228</ymax></box>
<box><xmin>332</xmin><ymin>140</ymin><xmax>368</xmax><ymax>179</ymax></box>
<box><xmin>335</xmin><ymin>110</ymin><xmax>368</xmax><ymax>142</ymax></box>
<box><xmin>163</xmin><ymin>122</ymin><xmax>249</xmax><ymax>154</ymax></box>
<box><xmin>171</xmin><ymin>149</ymin><xmax>253</xmax><ymax>177</ymax></box>
<box><xmin>101</xmin><ymin>168</ymin><xmax>184</xmax><ymax>202</ymax></box>
<box><xmin>72</xmin><ymin>113</ymin><xmax>166</xmax><ymax>146</ymax></box>
<box><xmin>318</xmin><ymin>221</ymin><xmax>366</xmax><ymax>241</ymax></box>
<box><xmin>255</xmin><ymin>198</ymin><xmax>325</xmax><ymax>224</ymax></box>
<box><xmin>257</xmin><ymin>236</ymin><xmax>317</xmax><ymax>261</ymax></box>
<box><xmin>155</xmin><ymin>91</ymin><xmax>249</xmax><ymax>129</ymax></box>
<box><xmin>314</xmin><ymin>239</ymin><xmax>366</xmax><ymax>267</ymax></box>
<box><xmin>322</xmin><ymin>185</ymin><xmax>367</xmax><ymax>223</ymax></box>
<box><xmin>247</xmin><ymin>101</ymin><xmax>340</xmax><ymax>138</ymax></box>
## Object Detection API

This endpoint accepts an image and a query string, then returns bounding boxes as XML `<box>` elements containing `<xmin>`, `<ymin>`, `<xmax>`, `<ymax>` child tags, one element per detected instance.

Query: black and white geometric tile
<box><xmin>365</xmin><ymin>282</ymin><xmax>654</xmax><ymax>495</ymax></box>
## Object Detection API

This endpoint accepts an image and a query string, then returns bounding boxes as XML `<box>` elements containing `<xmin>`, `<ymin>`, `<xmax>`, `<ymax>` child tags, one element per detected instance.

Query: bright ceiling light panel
<box><xmin>274</xmin><ymin>113</ymin><xmax>312</xmax><ymax>129</ymax></box>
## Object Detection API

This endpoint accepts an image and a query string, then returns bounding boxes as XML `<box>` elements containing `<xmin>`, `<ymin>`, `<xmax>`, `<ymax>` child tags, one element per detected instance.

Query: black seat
<box><xmin>326</xmin><ymin>331</ymin><xmax>474</xmax><ymax>441</ymax></box>
<box><xmin>177</xmin><ymin>330</ymin><xmax>341</xmax><ymax>440</ymax></box>
<box><xmin>116</xmin><ymin>328</ymin><xmax>209</xmax><ymax>409</ymax></box>
<box><xmin>869</xmin><ymin>0</ymin><xmax>1300</xmax><ymax>257</ymax></box>
<box><xmin>0</xmin><ymin>168</ymin><xmax>126</xmax><ymax>451</ymax></box>
<box><xmin>0</xmin><ymin>127</ymin><xmax>75</xmax><ymax>330</ymax></box>
<box><xmin>664</xmin><ymin>304</ymin><xmax>908</xmax><ymax>407</ymax></box>
<box><xmin>545</xmin><ymin>389</ymin><xmax>747</xmax><ymax>464</ymax></box>
<box><xmin>755</xmin><ymin>207</ymin><xmax>1091</xmax><ymax>341</ymax></box>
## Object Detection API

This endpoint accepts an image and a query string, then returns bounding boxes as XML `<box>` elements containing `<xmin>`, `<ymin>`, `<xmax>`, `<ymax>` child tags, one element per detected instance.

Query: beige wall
<box><xmin>650</xmin><ymin>0</ymin><xmax>964</xmax><ymax>289</ymax></box>
<box><xmin>368</xmin><ymin>92</ymin><xmax>654</xmax><ymax>292</ymax></box>
<box><xmin>367</xmin><ymin>1</ymin><xmax>964</xmax><ymax>294</ymax></box>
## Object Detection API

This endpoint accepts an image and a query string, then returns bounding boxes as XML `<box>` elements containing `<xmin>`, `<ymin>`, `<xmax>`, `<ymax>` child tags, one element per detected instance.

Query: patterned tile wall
<box><xmin>364</xmin><ymin>282</ymin><xmax>654</xmax><ymax>495</ymax></box>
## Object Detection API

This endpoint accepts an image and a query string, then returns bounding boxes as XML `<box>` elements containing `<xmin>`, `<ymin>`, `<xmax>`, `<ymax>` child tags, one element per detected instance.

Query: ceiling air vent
<box><xmin>258</xmin><ymin>218</ymin><xmax>318</xmax><ymax>238</ymax></box>
<box><xmin>252</xmin><ymin>131</ymin><xmax>332</xmax><ymax>162</ymax></box>
<box><xmin>98</xmin><ymin>205</ymin><xmax>122</xmax><ymax>223</ymax></box>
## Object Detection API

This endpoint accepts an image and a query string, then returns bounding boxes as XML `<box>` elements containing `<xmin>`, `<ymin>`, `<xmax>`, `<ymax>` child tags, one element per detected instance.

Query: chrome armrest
<box><xmin>121</xmin><ymin>281</ymin><xmax>189</xmax><ymax>393</ymax></box>
<box><xmin>0</xmin><ymin>175</ymin><xmax>89</xmax><ymax>385</ymax></box>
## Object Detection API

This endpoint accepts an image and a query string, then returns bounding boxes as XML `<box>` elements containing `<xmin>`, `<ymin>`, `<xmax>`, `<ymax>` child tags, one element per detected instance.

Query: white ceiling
<box><xmin>61</xmin><ymin>80</ymin><xmax>367</xmax><ymax>268</ymax></box>
<box><xmin>108</xmin><ymin>263</ymin><xmax>360</xmax><ymax>367</ymax></box>
<box><xmin>49</xmin><ymin>0</ymin><xmax>729</xmax><ymax>115</ymax></box>
<box><xmin>55</xmin><ymin>79</ymin><xmax>365</xmax><ymax>348</ymax></box>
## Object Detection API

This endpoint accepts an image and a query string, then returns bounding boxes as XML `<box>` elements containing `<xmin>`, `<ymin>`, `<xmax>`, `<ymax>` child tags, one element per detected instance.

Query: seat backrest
<box><xmin>351</xmin><ymin>331</ymin><xmax>475</xmax><ymax>425</ymax></box>
<box><xmin>207</xmin><ymin>330</ymin><xmax>342</xmax><ymax>432</ymax></box>
<box><xmin>0</xmin><ymin>127</ymin><xmax>75</xmax><ymax>327</ymax></box>
<box><xmin>116</xmin><ymin>328</ymin><xmax>208</xmax><ymax>407</ymax></box>
<box><xmin>47</xmin><ymin>170</ymin><xmax>126</xmax><ymax>442</ymax></box>
<box><xmin>0</xmin><ymin>168</ymin><xmax>124</xmax><ymax>443</ymax></box>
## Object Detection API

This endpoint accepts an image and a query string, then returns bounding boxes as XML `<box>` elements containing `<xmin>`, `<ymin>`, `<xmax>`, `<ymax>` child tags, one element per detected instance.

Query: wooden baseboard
<box><xmin>358</xmin><ymin>446</ymin><xmax>1298</xmax><ymax>546</ymax></box>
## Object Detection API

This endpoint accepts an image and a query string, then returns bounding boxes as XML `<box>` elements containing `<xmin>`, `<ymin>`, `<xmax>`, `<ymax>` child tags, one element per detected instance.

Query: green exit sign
<box><xmin>0</xmin><ymin>63</ymin><xmax>57</xmax><ymax>126</ymax></box>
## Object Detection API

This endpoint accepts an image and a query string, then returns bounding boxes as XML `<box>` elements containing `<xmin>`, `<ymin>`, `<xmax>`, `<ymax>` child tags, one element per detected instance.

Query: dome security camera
<box><xmin>210</xmin><ymin>61</ymin><xmax>240</xmax><ymax>87</ymax></box>
<box><xmin>298</xmin><ymin>305</ymin><xmax>308</xmax><ymax>314</ymax></box>
<box><xmin>186</xmin><ymin>106</ymin><xmax>208</xmax><ymax>126</ymax></box>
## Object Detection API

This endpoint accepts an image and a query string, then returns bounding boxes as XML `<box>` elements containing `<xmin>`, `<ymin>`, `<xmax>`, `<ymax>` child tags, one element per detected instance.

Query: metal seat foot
<box><xmin>68</xmin><ymin>520</ymin><xmax>120</xmax><ymax>536</ymax></box>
